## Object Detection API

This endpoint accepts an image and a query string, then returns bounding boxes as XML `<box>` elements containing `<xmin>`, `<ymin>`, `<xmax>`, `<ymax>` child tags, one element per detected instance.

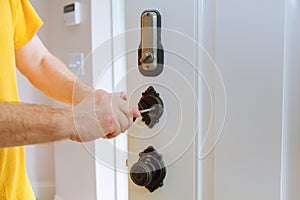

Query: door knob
<box><xmin>130</xmin><ymin>146</ymin><xmax>166</xmax><ymax>193</ymax></box>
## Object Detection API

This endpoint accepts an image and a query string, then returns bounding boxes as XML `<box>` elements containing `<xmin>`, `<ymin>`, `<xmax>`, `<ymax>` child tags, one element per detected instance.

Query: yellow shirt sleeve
<box><xmin>13</xmin><ymin>0</ymin><xmax>43</xmax><ymax>49</ymax></box>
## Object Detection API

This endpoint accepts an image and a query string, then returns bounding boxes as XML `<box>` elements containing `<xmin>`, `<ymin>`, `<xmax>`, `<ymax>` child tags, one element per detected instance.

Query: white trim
<box><xmin>198</xmin><ymin>0</ymin><xmax>216</xmax><ymax>200</ymax></box>
<box><xmin>53</xmin><ymin>195</ymin><xmax>64</xmax><ymax>200</ymax></box>
<box><xmin>111</xmin><ymin>1</ymin><xmax>128</xmax><ymax>200</ymax></box>
<box><xmin>31</xmin><ymin>182</ymin><xmax>55</xmax><ymax>200</ymax></box>
<box><xmin>280</xmin><ymin>0</ymin><xmax>300</xmax><ymax>199</ymax></box>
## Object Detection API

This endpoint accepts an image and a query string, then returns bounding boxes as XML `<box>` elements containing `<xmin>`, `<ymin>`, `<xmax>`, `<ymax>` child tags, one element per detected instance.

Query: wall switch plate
<box><xmin>68</xmin><ymin>53</ymin><xmax>84</xmax><ymax>76</ymax></box>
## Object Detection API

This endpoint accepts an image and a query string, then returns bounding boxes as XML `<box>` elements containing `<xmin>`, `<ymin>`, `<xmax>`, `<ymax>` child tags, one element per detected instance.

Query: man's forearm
<box><xmin>0</xmin><ymin>102</ymin><xmax>73</xmax><ymax>148</ymax></box>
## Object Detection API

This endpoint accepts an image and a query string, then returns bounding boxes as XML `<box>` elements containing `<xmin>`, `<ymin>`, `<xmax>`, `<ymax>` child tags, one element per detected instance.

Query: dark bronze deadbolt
<box><xmin>135</xmin><ymin>86</ymin><xmax>164</xmax><ymax>128</ymax></box>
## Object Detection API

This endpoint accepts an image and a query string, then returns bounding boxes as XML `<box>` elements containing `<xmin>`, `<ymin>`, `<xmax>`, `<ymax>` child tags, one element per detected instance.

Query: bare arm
<box><xmin>0</xmin><ymin>90</ymin><xmax>140</xmax><ymax>148</ymax></box>
<box><xmin>0</xmin><ymin>102</ymin><xmax>73</xmax><ymax>148</ymax></box>
<box><xmin>0</xmin><ymin>35</ymin><xmax>140</xmax><ymax>148</ymax></box>
<box><xmin>15</xmin><ymin>35</ymin><xmax>90</xmax><ymax>105</ymax></box>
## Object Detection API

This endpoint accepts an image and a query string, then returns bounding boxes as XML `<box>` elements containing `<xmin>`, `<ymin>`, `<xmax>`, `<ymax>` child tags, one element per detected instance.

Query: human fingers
<box><xmin>131</xmin><ymin>105</ymin><xmax>140</xmax><ymax>118</ymax></box>
<box><xmin>105</xmin><ymin>131</ymin><xmax>120</xmax><ymax>139</ymax></box>
<box><xmin>117</xmin><ymin>98</ymin><xmax>133</xmax><ymax>120</ymax></box>
<box><xmin>116</xmin><ymin>110</ymin><xmax>132</xmax><ymax>132</ymax></box>
<box><xmin>115</xmin><ymin>92</ymin><xmax>128</xmax><ymax>101</ymax></box>
<box><xmin>97</xmin><ymin>113</ymin><xmax>119</xmax><ymax>137</ymax></box>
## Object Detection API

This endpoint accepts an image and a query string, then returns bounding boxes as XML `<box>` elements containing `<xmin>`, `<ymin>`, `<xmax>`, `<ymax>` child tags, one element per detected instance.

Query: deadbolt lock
<box><xmin>136</xmin><ymin>86</ymin><xmax>164</xmax><ymax>128</ymax></box>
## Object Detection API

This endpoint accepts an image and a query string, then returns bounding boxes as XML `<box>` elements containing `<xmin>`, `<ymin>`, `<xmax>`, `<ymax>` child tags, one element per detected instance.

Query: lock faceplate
<box><xmin>138</xmin><ymin>10</ymin><xmax>164</xmax><ymax>76</ymax></box>
<box><xmin>138</xmin><ymin>86</ymin><xmax>164</xmax><ymax>128</ymax></box>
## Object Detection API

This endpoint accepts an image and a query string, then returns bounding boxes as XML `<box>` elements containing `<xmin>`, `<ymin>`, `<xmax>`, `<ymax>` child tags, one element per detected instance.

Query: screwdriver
<box><xmin>133</xmin><ymin>104</ymin><xmax>162</xmax><ymax>122</ymax></box>
<box><xmin>139</xmin><ymin>104</ymin><xmax>162</xmax><ymax>114</ymax></box>
<box><xmin>139</xmin><ymin>108</ymin><xmax>152</xmax><ymax>114</ymax></box>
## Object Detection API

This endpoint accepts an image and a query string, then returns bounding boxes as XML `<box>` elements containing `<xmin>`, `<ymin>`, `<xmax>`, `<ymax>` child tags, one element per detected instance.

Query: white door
<box><xmin>125</xmin><ymin>0</ymin><xmax>200</xmax><ymax>199</ymax></box>
<box><xmin>125</xmin><ymin>0</ymin><xmax>284</xmax><ymax>200</ymax></box>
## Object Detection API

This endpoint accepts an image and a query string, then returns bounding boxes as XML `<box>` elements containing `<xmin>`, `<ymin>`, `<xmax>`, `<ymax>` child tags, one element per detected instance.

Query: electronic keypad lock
<box><xmin>138</xmin><ymin>10</ymin><xmax>164</xmax><ymax>76</ymax></box>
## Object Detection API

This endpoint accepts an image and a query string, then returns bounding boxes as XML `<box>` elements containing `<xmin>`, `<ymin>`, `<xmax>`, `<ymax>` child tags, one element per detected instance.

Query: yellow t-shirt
<box><xmin>0</xmin><ymin>0</ymin><xmax>43</xmax><ymax>199</ymax></box>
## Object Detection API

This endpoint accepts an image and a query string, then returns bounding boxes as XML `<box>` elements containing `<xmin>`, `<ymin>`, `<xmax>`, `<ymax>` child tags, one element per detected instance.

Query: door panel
<box><xmin>214</xmin><ymin>1</ymin><xmax>284</xmax><ymax>200</ymax></box>
<box><xmin>126</xmin><ymin>0</ymin><xmax>198</xmax><ymax>199</ymax></box>
<box><xmin>125</xmin><ymin>1</ymin><xmax>284</xmax><ymax>200</ymax></box>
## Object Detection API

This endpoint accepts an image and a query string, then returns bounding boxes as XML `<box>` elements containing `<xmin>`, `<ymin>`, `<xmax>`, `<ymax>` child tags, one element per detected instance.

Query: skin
<box><xmin>0</xmin><ymin>35</ymin><xmax>140</xmax><ymax>148</ymax></box>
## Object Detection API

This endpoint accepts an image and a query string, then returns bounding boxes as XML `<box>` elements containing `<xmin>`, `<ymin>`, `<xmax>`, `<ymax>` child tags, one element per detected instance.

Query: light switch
<box><xmin>68</xmin><ymin>53</ymin><xmax>84</xmax><ymax>75</ymax></box>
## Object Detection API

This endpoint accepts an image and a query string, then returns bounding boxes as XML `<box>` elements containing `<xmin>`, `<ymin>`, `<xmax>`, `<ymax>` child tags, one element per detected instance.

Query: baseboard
<box><xmin>31</xmin><ymin>182</ymin><xmax>55</xmax><ymax>200</ymax></box>
<box><xmin>53</xmin><ymin>195</ymin><xmax>64</xmax><ymax>200</ymax></box>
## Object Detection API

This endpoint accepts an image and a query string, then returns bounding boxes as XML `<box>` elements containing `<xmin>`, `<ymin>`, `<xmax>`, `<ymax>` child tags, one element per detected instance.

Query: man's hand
<box><xmin>70</xmin><ymin>90</ymin><xmax>140</xmax><ymax>142</ymax></box>
<box><xmin>0</xmin><ymin>90</ymin><xmax>139</xmax><ymax>148</ymax></box>
<box><xmin>0</xmin><ymin>35</ymin><xmax>140</xmax><ymax>148</ymax></box>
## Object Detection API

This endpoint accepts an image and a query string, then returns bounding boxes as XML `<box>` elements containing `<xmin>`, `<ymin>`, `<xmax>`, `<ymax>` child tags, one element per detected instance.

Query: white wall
<box><xmin>48</xmin><ymin>0</ymin><xmax>98</xmax><ymax>199</ymax></box>
<box><xmin>20</xmin><ymin>0</ymin><xmax>118</xmax><ymax>199</ymax></box>
<box><xmin>17</xmin><ymin>0</ymin><xmax>55</xmax><ymax>199</ymax></box>
<box><xmin>52</xmin><ymin>0</ymin><xmax>117</xmax><ymax>199</ymax></box>
<box><xmin>214</xmin><ymin>0</ymin><xmax>284</xmax><ymax>200</ymax></box>
<box><xmin>19</xmin><ymin>1</ymin><xmax>107</xmax><ymax>199</ymax></box>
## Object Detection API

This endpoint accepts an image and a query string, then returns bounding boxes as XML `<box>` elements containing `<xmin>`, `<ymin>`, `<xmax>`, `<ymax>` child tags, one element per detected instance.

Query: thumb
<box><xmin>119</xmin><ymin>92</ymin><xmax>127</xmax><ymax>100</ymax></box>
<box><xmin>131</xmin><ymin>106</ymin><xmax>141</xmax><ymax>118</ymax></box>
